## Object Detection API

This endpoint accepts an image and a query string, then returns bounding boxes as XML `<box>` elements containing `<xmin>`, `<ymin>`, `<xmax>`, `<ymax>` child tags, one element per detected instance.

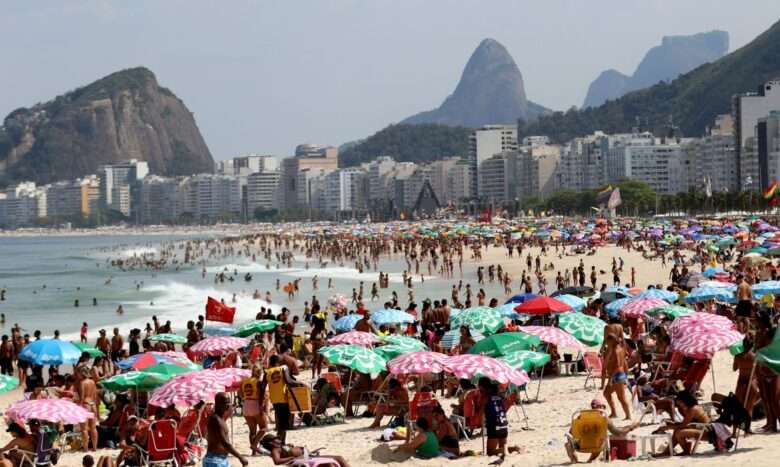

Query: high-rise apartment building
<box><xmin>468</xmin><ymin>125</ymin><xmax>517</xmax><ymax>197</ymax></box>
<box><xmin>280</xmin><ymin>145</ymin><xmax>338</xmax><ymax>210</ymax></box>
<box><xmin>98</xmin><ymin>159</ymin><xmax>149</xmax><ymax>217</ymax></box>
<box><xmin>733</xmin><ymin>79</ymin><xmax>780</xmax><ymax>190</ymax></box>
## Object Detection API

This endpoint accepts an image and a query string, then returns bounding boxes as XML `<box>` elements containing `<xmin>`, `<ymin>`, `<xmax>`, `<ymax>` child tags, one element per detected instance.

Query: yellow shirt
<box><xmin>265</xmin><ymin>366</ymin><xmax>288</xmax><ymax>404</ymax></box>
<box><xmin>241</xmin><ymin>377</ymin><xmax>259</xmax><ymax>400</ymax></box>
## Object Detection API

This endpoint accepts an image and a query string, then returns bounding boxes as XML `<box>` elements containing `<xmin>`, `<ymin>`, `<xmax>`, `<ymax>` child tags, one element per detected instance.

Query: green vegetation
<box><xmin>519</xmin><ymin>19</ymin><xmax>780</xmax><ymax>142</ymax></box>
<box><xmin>339</xmin><ymin>124</ymin><xmax>470</xmax><ymax>167</ymax></box>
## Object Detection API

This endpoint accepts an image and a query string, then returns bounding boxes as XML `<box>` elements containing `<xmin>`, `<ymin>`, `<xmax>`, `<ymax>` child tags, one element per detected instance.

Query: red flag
<box><xmin>205</xmin><ymin>297</ymin><xmax>236</xmax><ymax>324</ymax></box>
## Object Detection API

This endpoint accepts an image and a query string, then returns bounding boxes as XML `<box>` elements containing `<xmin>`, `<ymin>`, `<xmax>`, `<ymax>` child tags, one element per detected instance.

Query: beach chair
<box><xmin>451</xmin><ymin>389</ymin><xmax>483</xmax><ymax>441</ymax></box>
<box><xmin>406</xmin><ymin>392</ymin><xmax>438</xmax><ymax>435</ymax></box>
<box><xmin>583</xmin><ymin>352</ymin><xmax>603</xmax><ymax>390</ymax></box>
<box><xmin>13</xmin><ymin>429</ymin><xmax>57</xmax><ymax>467</ymax></box>
<box><xmin>566</xmin><ymin>409</ymin><xmax>610</xmax><ymax>462</ymax></box>
<box><xmin>651</xmin><ymin>351</ymin><xmax>684</xmax><ymax>382</ymax></box>
<box><xmin>322</xmin><ymin>371</ymin><xmax>344</xmax><ymax>393</ymax></box>
<box><xmin>140</xmin><ymin>419</ymin><xmax>179</xmax><ymax>467</ymax></box>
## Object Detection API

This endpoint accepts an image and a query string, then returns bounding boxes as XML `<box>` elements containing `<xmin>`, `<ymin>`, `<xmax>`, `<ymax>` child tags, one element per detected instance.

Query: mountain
<box><xmin>0</xmin><ymin>67</ymin><xmax>214</xmax><ymax>185</ymax></box>
<box><xmin>339</xmin><ymin>124</ymin><xmax>470</xmax><ymax>168</ymax></box>
<box><xmin>519</xmin><ymin>20</ymin><xmax>780</xmax><ymax>143</ymax></box>
<box><xmin>583</xmin><ymin>30</ymin><xmax>729</xmax><ymax>108</ymax></box>
<box><xmin>402</xmin><ymin>38</ymin><xmax>550</xmax><ymax>128</ymax></box>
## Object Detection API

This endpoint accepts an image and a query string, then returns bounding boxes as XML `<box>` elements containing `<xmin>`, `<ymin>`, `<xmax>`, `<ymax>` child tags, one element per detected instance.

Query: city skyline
<box><xmin>2</xmin><ymin>1</ymin><xmax>779</xmax><ymax>159</ymax></box>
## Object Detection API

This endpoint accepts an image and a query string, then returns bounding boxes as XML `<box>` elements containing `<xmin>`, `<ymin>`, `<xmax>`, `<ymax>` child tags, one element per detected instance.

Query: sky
<box><xmin>2</xmin><ymin>1</ymin><xmax>780</xmax><ymax>160</ymax></box>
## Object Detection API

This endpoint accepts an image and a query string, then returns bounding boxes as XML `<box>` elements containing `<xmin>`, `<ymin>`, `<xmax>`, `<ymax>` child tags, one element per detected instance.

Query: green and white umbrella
<box><xmin>71</xmin><ymin>342</ymin><xmax>105</xmax><ymax>358</ymax></box>
<box><xmin>374</xmin><ymin>336</ymin><xmax>427</xmax><ymax>360</ymax></box>
<box><xmin>319</xmin><ymin>344</ymin><xmax>387</xmax><ymax>377</ymax></box>
<box><xmin>0</xmin><ymin>374</ymin><xmax>20</xmax><ymax>394</ymax></box>
<box><xmin>450</xmin><ymin>306</ymin><xmax>505</xmax><ymax>335</ymax></box>
<box><xmin>467</xmin><ymin>332</ymin><xmax>540</xmax><ymax>357</ymax></box>
<box><xmin>499</xmin><ymin>350</ymin><xmax>551</xmax><ymax>372</ymax></box>
<box><xmin>645</xmin><ymin>305</ymin><xmax>695</xmax><ymax>320</ymax></box>
<box><xmin>100</xmin><ymin>372</ymin><xmax>171</xmax><ymax>392</ymax></box>
<box><xmin>557</xmin><ymin>312</ymin><xmax>605</xmax><ymax>346</ymax></box>
<box><xmin>148</xmin><ymin>333</ymin><xmax>187</xmax><ymax>344</ymax></box>
<box><xmin>232</xmin><ymin>320</ymin><xmax>283</xmax><ymax>337</ymax></box>
<box><xmin>141</xmin><ymin>362</ymin><xmax>199</xmax><ymax>376</ymax></box>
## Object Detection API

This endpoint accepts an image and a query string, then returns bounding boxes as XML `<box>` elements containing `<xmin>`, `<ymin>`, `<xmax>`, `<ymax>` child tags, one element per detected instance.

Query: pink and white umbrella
<box><xmin>6</xmin><ymin>399</ymin><xmax>94</xmax><ymax>424</ymax></box>
<box><xmin>149</xmin><ymin>368</ymin><xmax>250</xmax><ymax>407</ymax></box>
<box><xmin>518</xmin><ymin>326</ymin><xmax>585</xmax><ymax>350</ymax></box>
<box><xmin>387</xmin><ymin>351</ymin><xmax>449</xmax><ymax>375</ymax></box>
<box><xmin>620</xmin><ymin>298</ymin><xmax>668</xmax><ymax>318</ymax></box>
<box><xmin>443</xmin><ymin>354</ymin><xmax>530</xmax><ymax>386</ymax></box>
<box><xmin>189</xmin><ymin>336</ymin><xmax>249</xmax><ymax>356</ymax></box>
<box><xmin>671</xmin><ymin>328</ymin><xmax>743</xmax><ymax>359</ymax></box>
<box><xmin>669</xmin><ymin>312</ymin><xmax>736</xmax><ymax>339</ymax></box>
<box><xmin>327</xmin><ymin>330</ymin><xmax>380</xmax><ymax>347</ymax></box>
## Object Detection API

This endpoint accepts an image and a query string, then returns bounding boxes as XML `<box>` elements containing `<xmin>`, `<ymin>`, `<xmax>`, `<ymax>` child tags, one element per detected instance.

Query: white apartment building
<box><xmin>179</xmin><ymin>174</ymin><xmax>241</xmax><ymax>220</ymax></box>
<box><xmin>99</xmin><ymin>159</ymin><xmax>149</xmax><ymax>217</ymax></box>
<box><xmin>684</xmin><ymin>115</ymin><xmax>738</xmax><ymax>194</ymax></box>
<box><xmin>517</xmin><ymin>144</ymin><xmax>562</xmax><ymax>200</ymax></box>
<box><xmin>217</xmin><ymin>154</ymin><xmax>278</xmax><ymax>176</ymax></box>
<box><xmin>607</xmin><ymin>135</ymin><xmax>690</xmax><ymax>195</ymax></box>
<box><xmin>322</xmin><ymin>168</ymin><xmax>366</xmax><ymax>213</ymax></box>
<box><xmin>757</xmin><ymin>111</ymin><xmax>780</xmax><ymax>190</ymax></box>
<box><xmin>0</xmin><ymin>182</ymin><xmax>46</xmax><ymax>228</ymax></box>
<box><xmin>446</xmin><ymin>161</ymin><xmax>471</xmax><ymax>205</ymax></box>
<box><xmin>555</xmin><ymin>132</ymin><xmax>610</xmax><ymax>192</ymax></box>
<box><xmin>139</xmin><ymin>176</ymin><xmax>182</xmax><ymax>224</ymax></box>
<box><xmin>478</xmin><ymin>153</ymin><xmax>514</xmax><ymax>203</ymax></box>
<box><xmin>468</xmin><ymin>125</ymin><xmax>518</xmax><ymax>197</ymax></box>
<box><xmin>246</xmin><ymin>171</ymin><xmax>281</xmax><ymax>213</ymax></box>
<box><xmin>279</xmin><ymin>145</ymin><xmax>338</xmax><ymax>210</ymax></box>
<box><xmin>733</xmin><ymin>79</ymin><xmax>780</xmax><ymax>190</ymax></box>
<box><xmin>45</xmin><ymin>176</ymin><xmax>100</xmax><ymax>219</ymax></box>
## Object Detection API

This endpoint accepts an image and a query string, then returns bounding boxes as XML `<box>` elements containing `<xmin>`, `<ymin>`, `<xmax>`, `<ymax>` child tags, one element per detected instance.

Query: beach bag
<box><xmin>388</xmin><ymin>415</ymin><xmax>405</xmax><ymax>429</ymax></box>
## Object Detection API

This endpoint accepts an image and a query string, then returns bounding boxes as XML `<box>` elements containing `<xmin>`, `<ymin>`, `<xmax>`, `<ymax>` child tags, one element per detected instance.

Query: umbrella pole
<box><xmin>345</xmin><ymin>368</ymin><xmax>353</xmax><ymax>418</ymax></box>
<box><xmin>534</xmin><ymin>365</ymin><xmax>545</xmax><ymax>402</ymax></box>
<box><xmin>711</xmin><ymin>361</ymin><xmax>716</xmax><ymax>394</ymax></box>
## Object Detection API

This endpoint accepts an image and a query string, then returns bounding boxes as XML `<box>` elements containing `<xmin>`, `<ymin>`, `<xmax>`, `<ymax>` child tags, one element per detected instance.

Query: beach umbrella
<box><xmin>148</xmin><ymin>333</ymin><xmax>187</xmax><ymax>344</ymax></box>
<box><xmin>374</xmin><ymin>335</ymin><xmax>428</xmax><ymax>359</ymax></box>
<box><xmin>332</xmin><ymin>314</ymin><xmax>362</xmax><ymax>332</ymax></box>
<box><xmin>467</xmin><ymin>332</ymin><xmax>540</xmax><ymax>357</ymax></box>
<box><xmin>117</xmin><ymin>351</ymin><xmax>198</xmax><ymax>370</ymax></box>
<box><xmin>605</xmin><ymin>297</ymin><xmax>631</xmax><ymax>317</ymax></box>
<box><xmin>149</xmin><ymin>368</ymin><xmax>251</xmax><ymax>407</ymax></box>
<box><xmin>440</xmin><ymin>328</ymin><xmax>484</xmax><ymax>350</ymax></box>
<box><xmin>450</xmin><ymin>307</ymin><xmax>505</xmax><ymax>335</ymax></box>
<box><xmin>444</xmin><ymin>354</ymin><xmax>530</xmax><ymax>386</ymax></box>
<box><xmin>19</xmin><ymin>339</ymin><xmax>81</xmax><ymax>366</ymax></box>
<box><xmin>555</xmin><ymin>294</ymin><xmax>587</xmax><ymax>312</ymax></box>
<box><xmin>513</xmin><ymin>296</ymin><xmax>572</xmax><ymax>315</ymax></box>
<box><xmin>371</xmin><ymin>309</ymin><xmax>415</xmax><ymax>326</ymax></box>
<box><xmin>669</xmin><ymin>312</ymin><xmax>737</xmax><ymax>339</ymax></box>
<box><xmin>681</xmin><ymin>273</ymin><xmax>706</xmax><ymax>289</ymax></box>
<box><xmin>0</xmin><ymin>375</ymin><xmax>19</xmax><ymax>394</ymax></box>
<box><xmin>756</xmin><ymin>332</ymin><xmax>780</xmax><ymax>375</ymax></box>
<box><xmin>557</xmin><ymin>312</ymin><xmax>606</xmax><ymax>346</ymax></box>
<box><xmin>633</xmin><ymin>289</ymin><xmax>679</xmax><ymax>302</ymax></box>
<box><xmin>685</xmin><ymin>286</ymin><xmax>735</xmax><ymax>304</ymax></box>
<box><xmin>190</xmin><ymin>336</ymin><xmax>248</xmax><ymax>356</ymax></box>
<box><xmin>517</xmin><ymin>326</ymin><xmax>585</xmax><ymax>350</ymax></box>
<box><xmin>752</xmin><ymin>280</ymin><xmax>780</xmax><ymax>298</ymax></box>
<box><xmin>504</xmin><ymin>293</ymin><xmax>537</xmax><ymax>305</ymax></box>
<box><xmin>499</xmin><ymin>350</ymin><xmax>551</xmax><ymax>372</ymax></box>
<box><xmin>599</xmin><ymin>286</ymin><xmax>631</xmax><ymax>303</ymax></box>
<box><xmin>386</xmin><ymin>351</ymin><xmax>449</xmax><ymax>375</ymax></box>
<box><xmin>232</xmin><ymin>320</ymin><xmax>282</xmax><ymax>337</ymax></box>
<box><xmin>327</xmin><ymin>331</ymin><xmax>380</xmax><ymax>347</ymax></box>
<box><xmin>203</xmin><ymin>326</ymin><xmax>238</xmax><ymax>337</ymax></box>
<box><xmin>318</xmin><ymin>345</ymin><xmax>387</xmax><ymax>377</ymax></box>
<box><xmin>498</xmin><ymin>303</ymin><xmax>522</xmax><ymax>319</ymax></box>
<box><xmin>71</xmin><ymin>342</ymin><xmax>105</xmax><ymax>358</ymax></box>
<box><xmin>671</xmin><ymin>328</ymin><xmax>743</xmax><ymax>359</ymax></box>
<box><xmin>551</xmin><ymin>286</ymin><xmax>595</xmax><ymax>298</ymax></box>
<box><xmin>100</xmin><ymin>371</ymin><xmax>172</xmax><ymax>392</ymax></box>
<box><xmin>645</xmin><ymin>305</ymin><xmax>695</xmax><ymax>320</ymax></box>
<box><xmin>703</xmin><ymin>267</ymin><xmax>726</xmax><ymax>278</ymax></box>
<box><xmin>141</xmin><ymin>362</ymin><xmax>198</xmax><ymax>377</ymax></box>
<box><xmin>743</xmin><ymin>255</ymin><xmax>769</xmax><ymax>267</ymax></box>
<box><xmin>620</xmin><ymin>298</ymin><xmax>668</xmax><ymax>318</ymax></box>
<box><xmin>6</xmin><ymin>399</ymin><xmax>94</xmax><ymax>424</ymax></box>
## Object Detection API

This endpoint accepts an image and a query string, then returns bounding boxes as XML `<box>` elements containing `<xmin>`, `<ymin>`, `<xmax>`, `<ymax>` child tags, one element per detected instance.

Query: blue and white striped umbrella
<box><xmin>19</xmin><ymin>339</ymin><xmax>81</xmax><ymax>366</ymax></box>
<box><xmin>685</xmin><ymin>286</ymin><xmax>736</xmax><ymax>304</ymax></box>
<box><xmin>752</xmin><ymin>280</ymin><xmax>780</xmax><ymax>298</ymax></box>
<box><xmin>605</xmin><ymin>297</ymin><xmax>631</xmax><ymax>317</ymax></box>
<box><xmin>204</xmin><ymin>326</ymin><xmax>238</xmax><ymax>337</ymax></box>
<box><xmin>440</xmin><ymin>328</ymin><xmax>484</xmax><ymax>350</ymax></box>
<box><xmin>371</xmin><ymin>309</ymin><xmax>415</xmax><ymax>326</ymax></box>
<box><xmin>633</xmin><ymin>289</ymin><xmax>679</xmax><ymax>302</ymax></box>
<box><xmin>555</xmin><ymin>294</ymin><xmax>587</xmax><ymax>312</ymax></box>
<box><xmin>333</xmin><ymin>314</ymin><xmax>362</xmax><ymax>332</ymax></box>
<box><xmin>703</xmin><ymin>267</ymin><xmax>726</xmax><ymax>278</ymax></box>
<box><xmin>498</xmin><ymin>303</ymin><xmax>521</xmax><ymax>319</ymax></box>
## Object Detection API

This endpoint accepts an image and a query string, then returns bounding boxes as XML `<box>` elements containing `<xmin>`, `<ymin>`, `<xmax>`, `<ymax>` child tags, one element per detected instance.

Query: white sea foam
<box><xmin>119</xmin><ymin>247</ymin><xmax>158</xmax><ymax>258</ymax></box>
<box><xmin>282</xmin><ymin>266</ymin><xmax>433</xmax><ymax>284</ymax></box>
<box><xmin>205</xmin><ymin>263</ymin><xmax>301</xmax><ymax>274</ymax></box>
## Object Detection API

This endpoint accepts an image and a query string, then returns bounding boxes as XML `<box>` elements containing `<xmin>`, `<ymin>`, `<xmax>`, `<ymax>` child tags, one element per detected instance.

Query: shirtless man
<box><xmin>354</xmin><ymin>312</ymin><xmax>375</xmax><ymax>334</ymax></box>
<box><xmin>603</xmin><ymin>334</ymin><xmax>631</xmax><ymax>420</ymax></box>
<box><xmin>76</xmin><ymin>366</ymin><xmax>99</xmax><ymax>450</ymax></box>
<box><xmin>735</xmin><ymin>275</ymin><xmax>753</xmax><ymax>332</ymax></box>
<box><xmin>204</xmin><ymin>392</ymin><xmax>248</xmax><ymax>467</ymax></box>
<box><xmin>110</xmin><ymin>328</ymin><xmax>123</xmax><ymax>364</ymax></box>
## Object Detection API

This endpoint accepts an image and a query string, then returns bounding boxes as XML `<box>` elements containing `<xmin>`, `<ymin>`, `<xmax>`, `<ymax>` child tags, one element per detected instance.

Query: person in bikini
<box><xmin>603</xmin><ymin>334</ymin><xmax>631</xmax><ymax>420</ymax></box>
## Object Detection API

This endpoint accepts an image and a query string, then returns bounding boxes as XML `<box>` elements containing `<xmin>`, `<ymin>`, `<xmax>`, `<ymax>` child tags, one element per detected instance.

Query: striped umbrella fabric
<box><xmin>149</xmin><ymin>368</ymin><xmax>250</xmax><ymax>407</ymax></box>
<box><xmin>371</xmin><ymin>309</ymin><xmax>415</xmax><ymax>326</ymax></box>
<box><xmin>440</xmin><ymin>328</ymin><xmax>484</xmax><ymax>350</ymax></box>
<box><xmin>633</xmin><ymin>289</ymin><xmax>679</xmax><ymax>302</ymax></box>
<box><xmin>0</xmin><ymin>374</ymin><xmax>19</xmax><ymax>394</ymax></box>
<box><xmin>645</xmin><ymin>305</ymin><xmax>695</xmax><ymax>320</ymax></box>
<box><xmin>517</xmin><ymin>326</ymin><xmax>585</xmax><ymax>350</ymax></box>
<box><xmin>232</xmin><ymin>320</ymin><xmax>282</xmax><ymax>337</ymax></box>
<box><xmin>444</xmin><ymin>354</ymin><xmax>530</xmax><ymax>386</ymax></box>
<box><xmin>752</xmin><ymin>280</ymin><xmax>780</xmax><ymax>298</ymax></box>
<box><xmin>387</xmin><ymin>351</ymin><xmax>449</xmax><ymax>375</ymax></box>
<box><xmin>499</xmin><ymin>350</ymin><xmax>551</xmax><ymax>372</ymax></box>
<box><xmin>467</xmin><ymin>332</ymin><xmax>540</xmax><ymax>357</ymax></box>
<box><xmin>671</xmin><ymin>328</ymin><xmax>743</xmax><ymax>359</ymax></box>
<box><xmin>19</xmin><ymin>339</ymin><xmax>81</xmax><ymax>366</ymax></box>
<box><xmin>117</xmin><ymin>351</ymin><xmax>199</xmax><ymax>370</ymax></box>
<box><xmin>513</xmin><ymin>296</ymin><xmax>572</xmax><ymax>315</ymax></box>
<box><xmin>7</xmin><ymin>399</ymin><xmax>94</xmax><ymax>424</ymax></box>
<box><xmin>669</xmin><ymin>312</ymin><xmax>737</xmax><ymax>339</ymax></box>
<box><xmin>374</xmin><ymin>336</ymin><xmax>427</xmax><ymax>360</ymax></box>
<box><xmin>100</xmin><ymin>371</ymin><xmax>172</xmax><ymax>392</ymax></box>
<box><xmin>605</xmin><ymin>298</ymin><xmax>631</xmax><ymax>317</ymax></box>
<box><xmin>555</xmin><ymin>294</ymin><xmax>587</xmax><ymax>312</ymax></box>
<box><xmin>189</xmin><ymin>336</ymin><xmax>249</xmax><ymax>356</ymax></box>
<box><xmin>327</xmin><ymin>331</ymin><xmax>380</xmax><ymax>346</ymax></box>
<box><xmin>148</xmin><ymin>333</ymin><xmax>187</xmax><ymax>344</ymax></box>
<box><xmin>620</xmin><ymin>298</ymin><xmax>668</xmax><ymax>318</ymax></box>
<box><xmin>557</xmin><ymin>312</ymin><xmax>605</xmax><ymax>346</ymax></box>
<box><xmin>685</xmin><ymin>286</ymin><xmax>736</xmax><ymax>304</ymax></box>
<box><xmin>450</xmin><ymin>307</ymin><xmax>504</xmax><ymax>335</ymax></box>
<box><xmin>319</xmin><ymin>345</ymin><xmax>387</xmax><ymax>377</ymax></box>
<box><xmin>332</xmin><ymin>314</ymin><xmax>362</xmax><ymax>332</ymax></box>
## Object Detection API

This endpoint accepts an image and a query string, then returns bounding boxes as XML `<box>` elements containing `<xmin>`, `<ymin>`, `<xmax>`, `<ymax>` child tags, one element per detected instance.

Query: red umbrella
<box><xmin>514</xmin><ymin>296</ymin><xmax>572</xmax><ymax>315</ymax></box>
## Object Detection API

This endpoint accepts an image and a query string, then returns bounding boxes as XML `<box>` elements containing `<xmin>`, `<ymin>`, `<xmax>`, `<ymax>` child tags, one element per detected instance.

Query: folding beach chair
<box><xmin>451</xmin><ymin>389</ymin><xmax>483</xmax><ymax>441</ymax></box>
<box><xmin>566</xmin><ymin>409</ymin><xmax>610</xmax><ymax>462</ymax></box>
<box><xmin>583</xmin><ymin>351</ymin><xmax>603</xmax><ymax>390</ymax></box>
<box><xmin>140</xmin><ymin>419</ymin><xmax>179</xmax><ymax>467</ymax></box>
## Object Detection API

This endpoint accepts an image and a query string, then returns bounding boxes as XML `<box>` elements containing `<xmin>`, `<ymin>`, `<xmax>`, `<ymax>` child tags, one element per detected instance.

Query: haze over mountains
<box><xmin>402</xmin><ymin>38</ymin><xmax>550</xmax><ymax>128</ymax></box>
<box><xmin>583</xmin><ymin>30</ymin><xmax>730</xmax><ymax>108</ymax></box>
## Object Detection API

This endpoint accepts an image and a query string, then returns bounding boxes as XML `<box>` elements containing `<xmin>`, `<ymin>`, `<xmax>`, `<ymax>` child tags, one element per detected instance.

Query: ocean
<box><xmin>0</xmin><ymin>233</ymin><xmax>503</xmax><ymax>341</ymax></box>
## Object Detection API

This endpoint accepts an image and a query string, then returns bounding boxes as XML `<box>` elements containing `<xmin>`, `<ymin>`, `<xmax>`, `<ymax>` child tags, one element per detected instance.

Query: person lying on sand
<box><xmin>260</xmin><ymin>434</ymin><xmax>350</xmax><ymax>467</ymax></box>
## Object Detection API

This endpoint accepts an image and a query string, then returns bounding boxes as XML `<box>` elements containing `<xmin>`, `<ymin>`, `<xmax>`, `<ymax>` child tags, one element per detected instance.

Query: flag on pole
<box><xmin>607</xmin><ymin>188</ymin><xmax>622</xmax><ymax>209</ymax></box>
<box><xmin>764</xmin><ymin>179</ymin><xmax>778</xmax><ymax>200</ymax></box>
<box><xmin>205</xmin><ymin>297</ymin><xmax>236</xmax><ymax>324</ymax></box>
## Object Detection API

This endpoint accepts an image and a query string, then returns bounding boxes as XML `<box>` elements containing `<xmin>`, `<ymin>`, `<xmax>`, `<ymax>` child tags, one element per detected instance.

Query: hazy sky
<box><xmin>2</xmin><ymin>1</ymin><xmax>779</xmax><ymax>159</ymax></box>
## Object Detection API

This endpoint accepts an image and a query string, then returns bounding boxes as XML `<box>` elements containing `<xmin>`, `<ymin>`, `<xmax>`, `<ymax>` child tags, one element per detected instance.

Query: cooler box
<box><xmin>610</xmin><ymin>438</ymin><xmax>636</xmax><ymax>460</ymax></box>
